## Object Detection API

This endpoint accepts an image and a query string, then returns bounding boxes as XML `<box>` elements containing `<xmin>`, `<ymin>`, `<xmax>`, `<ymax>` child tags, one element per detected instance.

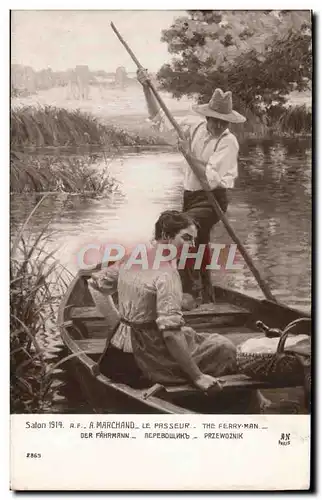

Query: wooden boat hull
<box><xmin>58</xmin><ymin>270</ymin><xmax>311</xmax><ymax>414</ymax></box>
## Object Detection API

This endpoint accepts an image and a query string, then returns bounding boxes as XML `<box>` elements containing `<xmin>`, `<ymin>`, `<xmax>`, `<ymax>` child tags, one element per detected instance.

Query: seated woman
<box><xmin>88</xmin><ymin>210</ymin><xmax>235</xmax><ymax>393</ymax></box>
<box><xmin>88</xmin><ymin>210</ymin><xmax>275</xmax><ymax>411</ymax></box>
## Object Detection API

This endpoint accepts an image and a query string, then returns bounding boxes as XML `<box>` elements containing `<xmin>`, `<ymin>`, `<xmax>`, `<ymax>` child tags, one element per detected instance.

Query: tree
<box><xmin>157</xmin><ymin>11</ymin><xmax>311</xmax><ymax>117</ymax></box>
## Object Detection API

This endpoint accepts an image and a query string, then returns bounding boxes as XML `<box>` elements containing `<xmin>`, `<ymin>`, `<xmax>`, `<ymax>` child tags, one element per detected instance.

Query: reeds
<box><xmin>10</xmin><ymin>209</ymin><xmax>73</xmax><ymax>412</ymax></box>
<box><xmin>231</xmin><ymin>104</ymin><xmax>311</xmax><ymax>141</ymax></box>
<box><xmin>11</xmin><ymin>198</ymin><xmax>105</xmax><ymax>412</ymax></box>
<box><xmin>276</xmin><ymin>105</ymin><xmax>312</xmax><ymax>135</ymax></box>
<box><xmin>10</xmin><ymin>106</ymin><xmax>167</xmax><ymax>195</ymax></box>
<box><xmin>230</xmin><ymin>106</ymin><xmax>269</xmax><ymax>140</ymax></box>
<box><xmin>10</xmin><ymin>152</ymin><xmax>117</xmax><ymax>194</ymax></box>
<box><xmin>11</xmin><ymin>106</ymin><xmax>167</xmax><ymax>148</ymax></box>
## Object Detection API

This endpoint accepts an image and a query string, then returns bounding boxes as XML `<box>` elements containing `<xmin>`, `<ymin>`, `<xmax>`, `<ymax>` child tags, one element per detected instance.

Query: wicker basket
<box><xmin>237</xmin><ymin>318</ymin><xmax>311</xmax><ymax>386</ymax></box>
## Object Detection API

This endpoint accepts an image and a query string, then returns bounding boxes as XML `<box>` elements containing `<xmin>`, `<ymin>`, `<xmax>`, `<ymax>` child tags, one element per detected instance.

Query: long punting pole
<box><xmin>110</xmin><ymin>21</ymin><xmax>277</xmax><ymax>303</ymax></box>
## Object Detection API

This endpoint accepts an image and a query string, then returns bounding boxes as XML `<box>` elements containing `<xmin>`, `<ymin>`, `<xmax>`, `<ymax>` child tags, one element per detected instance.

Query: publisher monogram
<box><xmin>278</xmin><ymin>433</ymin><xmax>291</xmax><ymax>446</ymax></box>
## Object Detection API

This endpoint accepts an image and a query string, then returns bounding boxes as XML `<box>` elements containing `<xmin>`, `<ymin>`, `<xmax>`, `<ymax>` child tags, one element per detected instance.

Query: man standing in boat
<box><xmin>137</xmin><ymin>69</ymin><xmax>246</xmax><ymax>303</ymax></box>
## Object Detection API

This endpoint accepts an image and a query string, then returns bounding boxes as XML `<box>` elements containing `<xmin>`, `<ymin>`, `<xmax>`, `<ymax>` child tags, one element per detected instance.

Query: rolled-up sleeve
<box><xmin>155</xmin><ymin>270</ymin><xmax>184</xmax><ymax>332</ymax></box>
<box><xmin>205</xmin><ymin>136</ymin><xmax>239</xmax><ymax>189</ymax></box>
<box><xmin>88</xmin><ymin>264</ymin><xmax>119</xmax><ymax>295</ymax></box>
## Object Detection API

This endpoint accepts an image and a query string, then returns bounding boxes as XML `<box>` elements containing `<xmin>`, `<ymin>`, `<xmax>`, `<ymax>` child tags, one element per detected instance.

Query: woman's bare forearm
<box><xmin>163</xmin><ymin>330</ymin><xmax>202</xmax><ymax>382</ymax></box>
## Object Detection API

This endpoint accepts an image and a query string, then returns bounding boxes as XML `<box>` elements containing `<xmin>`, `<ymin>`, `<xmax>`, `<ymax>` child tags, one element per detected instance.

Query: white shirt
<box><xmin>152</xmin><ymin>111</ymin><xmax>239</xmax><ymax>191</ymax></box>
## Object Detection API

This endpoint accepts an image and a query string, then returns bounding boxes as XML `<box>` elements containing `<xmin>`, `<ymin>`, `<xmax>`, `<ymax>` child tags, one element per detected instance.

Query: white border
<box><xmin>10</xmin><ymin>414</ymin><xmax>310</xmax><ymax>491</ymax></box>
<box><xmin>5</xmin><ymin>2</ymin><xmax>321</xmax><ymax>9</ymax></box>
<box><xmin>3</xmin><ymin>3</ymin><xmax>318</xmax><ymax>498</ymax></box>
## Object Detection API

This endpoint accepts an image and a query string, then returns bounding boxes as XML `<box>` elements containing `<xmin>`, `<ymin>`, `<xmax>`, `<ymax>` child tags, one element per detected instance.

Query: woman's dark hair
<box><xmin>154</xmin><ymin>210</ymin><xmax>197</xmax><ymax>240</ymax></box>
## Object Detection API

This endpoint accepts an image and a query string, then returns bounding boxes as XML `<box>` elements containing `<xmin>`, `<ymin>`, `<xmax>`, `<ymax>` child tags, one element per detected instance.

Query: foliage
<box><xmin>10</xmin><ymin>152</ymin><xmax>117</xmax><ymax>195</ymax></box>
<box><xmin>10</xmin><ymin>106</ymin><xmax>171</xmax><ymax>195</ymax></box>
<box><xmin>157</xmin><ymin>10</ymin><xmax>311</xmax><ymax>118</ymax></box>
<box><xmin>10</xmin><ymin>205</ymin><xmax>72</xmax><ymax>412</ymax></box>
<box><xmin>228</xmin><ymin>104</ymin><xmax>312</xmax><ymax>141</ymax></box>
<box><xmin>275</xmin><ymin>105</ymin><xmax>312</xmax><ymax>135</ymax></box>
<box><xmin>11</xmin><ymin>106</ymin><xmax>168</xmax><ymax>149</ymax></box>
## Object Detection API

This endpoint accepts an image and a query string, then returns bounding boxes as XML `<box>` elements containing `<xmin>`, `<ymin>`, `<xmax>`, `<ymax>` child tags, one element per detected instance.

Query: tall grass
<box><xmin>10</xmin><ymin>152</ymin><xmax>117</xmax><ymax>195</ymax></box>
<box><xmin>231</xmin><ymin>104</ymin><xmax>311</xmax><ymax>140</ymax></box>
<box><xmin>10</xmin><ymin>105</ymin><xmax>170</xmax><ymax>195</ymax></box>
<box><xmin>230</xmin><ymin>106</ymin><xmax>269</xmax><ymax>140</ymax></box>
<box><xmin>10</xmin><ymin>210</ymin><xmax>73</xmax><ymax>412</ymax></box>
<box><xmin>11</xmin><ymin>106</ymin><xmax>168</xmax><ymax>149</ymax></box>
<box><xmin>11</xmin><ymin>197</ymin><xmax>108</xmax><ymax>413</ymax></box>
<box><xmin>275</xmin><ymin>105</ymin><xmax>312</xmax><ymax>135</ymax></box>
<box><xmin>11</xmin><ymin>102</ymin><xmax>311</xmax><ymax>153</ymax></box>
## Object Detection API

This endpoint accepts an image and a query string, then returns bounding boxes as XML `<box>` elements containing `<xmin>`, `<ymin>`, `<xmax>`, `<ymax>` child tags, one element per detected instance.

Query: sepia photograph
<box><xmin>10</xmin><ymin>9</ymin><xmax>312</xmax><ymax>420</ymax></box>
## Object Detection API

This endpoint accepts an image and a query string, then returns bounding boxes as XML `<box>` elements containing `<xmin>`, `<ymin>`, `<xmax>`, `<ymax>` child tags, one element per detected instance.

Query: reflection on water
<box><xmin>11</xmin><ymin>137</ymin><xmax>311</xmax><ymax>412</ymax></box>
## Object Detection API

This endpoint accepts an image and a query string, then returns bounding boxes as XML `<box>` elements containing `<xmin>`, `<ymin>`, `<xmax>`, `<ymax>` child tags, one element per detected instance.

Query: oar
<box><xmin>110</xmin><ymin>22</ymin><xmax>277</xmax><ymax>303</ymax></box>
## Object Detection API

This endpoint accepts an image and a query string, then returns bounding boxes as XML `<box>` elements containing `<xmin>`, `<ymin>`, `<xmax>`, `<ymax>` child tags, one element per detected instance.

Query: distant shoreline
<box><xmin>11</xmin><ymin>84</ymin><xmax>311</xmax><ymax>149</ymax></box>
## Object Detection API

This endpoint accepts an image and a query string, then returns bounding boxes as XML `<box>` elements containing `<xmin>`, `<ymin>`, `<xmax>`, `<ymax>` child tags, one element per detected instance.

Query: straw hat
<box><xmin>193</xmin><ymin>88</ymin><xmax>246</xmax><ymax>124</ymax></box>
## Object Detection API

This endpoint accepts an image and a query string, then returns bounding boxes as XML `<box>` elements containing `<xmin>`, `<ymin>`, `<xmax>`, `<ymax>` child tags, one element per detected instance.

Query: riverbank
<box><xmin>11</xmin><ymin>150</ymin><xmax>118</xmax><ymax>194</ymax></box>
<box><xmin>11</xmin><ymin>106</ymin><xmax>168</xmax><ymax>149</ymax></box>
<box><xmin>11</xmin><ymin>84</ymin><xmax>311</xmax><ymax>148</ymax></box>
<box><xmin>10</xmin><ymin>94</ymin><xmax>311</xmax><ymax>194</ymax></box>
<box><xmin>105</xmin><ymin>105</ymin><xmax>312</xmax><ymax>142</ymax></box>
<box><xmin>11</xmin><ymin>102</ymin><xmax>311</xmax><ymax>151</ymax></box>
<box><xmin>10</xmin><ymin>106</ymin><xmax>168</xmax><ymax>193</ymax></box>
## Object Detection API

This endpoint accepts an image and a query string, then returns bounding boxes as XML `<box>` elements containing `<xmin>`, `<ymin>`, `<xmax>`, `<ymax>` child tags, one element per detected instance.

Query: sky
<box><xmin>11</xmin><ymin>10</ymin><xmax>184</xmax><ymax>72</ymax></box>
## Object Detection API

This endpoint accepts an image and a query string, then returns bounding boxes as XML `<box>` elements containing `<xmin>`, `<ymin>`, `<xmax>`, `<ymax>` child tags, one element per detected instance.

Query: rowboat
<box><xmin>58</xmin><ymin>269</ymin><xmax>311</xmax><ymax>415</ymax></box>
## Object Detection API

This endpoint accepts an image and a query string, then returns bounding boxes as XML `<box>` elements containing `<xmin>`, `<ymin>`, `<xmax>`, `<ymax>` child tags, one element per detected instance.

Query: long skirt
<box><xmin>131</xmin><ymin>325</ymin><xmax>237</xmax><ymax>386</ymax></box>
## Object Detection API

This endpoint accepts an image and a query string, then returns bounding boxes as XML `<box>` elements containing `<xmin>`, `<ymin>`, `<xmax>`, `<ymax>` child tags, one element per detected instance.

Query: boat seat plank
<box><xmin>70</xmin><ymin>302</ymin><xmax>250</xmax><ymax>322</ymax></box>
<box><xmin>184</xmin><ymin>303</ymin><xmax>249</xmax><ymax>318</ymax></box>
<box><xmin>71</xmin><ymin>307</ymin><xmax>104</xmax><ymax>320</ymax></box>
<box><xmin>162</xmin><ymin>374</ymin><xmax>301</xmax><ymax>393</ymax></box>
<box><xmin>75</xmin><ymin>338</ymin><xmax>107</xmax><ymax>354</ymax></box>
